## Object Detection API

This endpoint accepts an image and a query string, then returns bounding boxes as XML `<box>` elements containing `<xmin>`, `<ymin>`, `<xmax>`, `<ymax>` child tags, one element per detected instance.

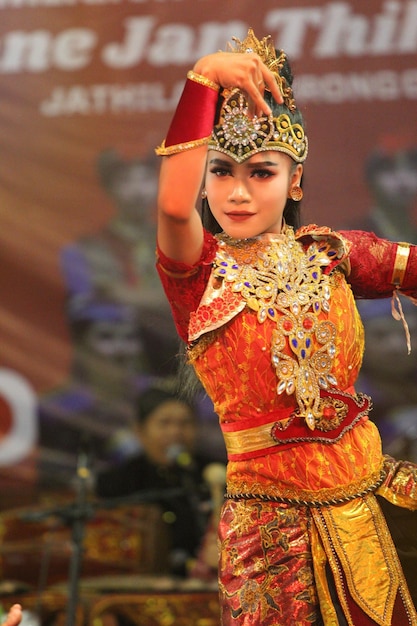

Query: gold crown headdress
<box><xmin>208</xmin><ymin>29</ymin><xmax>308</xmax><ymax>163</ymax></box>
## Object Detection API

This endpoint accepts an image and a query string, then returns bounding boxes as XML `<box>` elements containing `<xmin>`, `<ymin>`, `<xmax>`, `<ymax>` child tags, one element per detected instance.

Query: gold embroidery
<box><xmin>214</xmin><ymin>227</ymin><xmax>340</xmax><ymax>429</ymax></box>
<box><xmin>314</xmin><ymin>397</ymin><xmax>348</xmax><ymax>432</ymax></box>
<box><xmin>219</xmin><ymin>501</ymin><xmax>319</xmax><ymax>622</ymax></box>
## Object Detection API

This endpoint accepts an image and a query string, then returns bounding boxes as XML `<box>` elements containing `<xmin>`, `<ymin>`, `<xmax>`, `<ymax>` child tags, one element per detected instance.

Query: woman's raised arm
<box><xmin>156</xmin><ymin>51</ymin><xmax>282</xmax><ymax>265</ymax></box>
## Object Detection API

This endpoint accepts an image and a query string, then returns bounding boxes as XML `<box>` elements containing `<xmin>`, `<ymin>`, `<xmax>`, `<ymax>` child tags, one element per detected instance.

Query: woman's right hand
<box><xmin>193</xmin><ymin>51</ymin><xmax>283</xmax><ymax>117</ymax></box>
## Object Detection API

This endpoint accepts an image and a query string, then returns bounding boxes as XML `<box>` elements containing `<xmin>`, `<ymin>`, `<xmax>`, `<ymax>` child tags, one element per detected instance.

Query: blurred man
<box><xmin>95</xmin><ymin>386</ymin><xmax>217</xmax><ymax>577</ymax></box>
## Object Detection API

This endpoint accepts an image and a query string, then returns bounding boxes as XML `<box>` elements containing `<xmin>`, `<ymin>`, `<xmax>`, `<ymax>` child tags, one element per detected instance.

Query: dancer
<box><xmin>156</xmin><ymin>28</ymin><xmax>417</xmax><ymax>625</ymax></box>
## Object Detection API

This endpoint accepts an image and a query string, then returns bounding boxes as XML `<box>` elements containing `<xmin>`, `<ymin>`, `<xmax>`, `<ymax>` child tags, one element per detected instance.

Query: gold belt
<box><xmin>221</xmin><ymin>390</ymin><xmax>371</xmax><ymax>461</ymax></box>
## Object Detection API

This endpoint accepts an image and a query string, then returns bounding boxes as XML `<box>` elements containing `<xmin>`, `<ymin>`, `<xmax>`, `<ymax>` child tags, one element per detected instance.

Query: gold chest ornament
<box><xmin>214</xmin><ymin>227</ymin><xmax>340</xmax><ymax>430</ymax></box>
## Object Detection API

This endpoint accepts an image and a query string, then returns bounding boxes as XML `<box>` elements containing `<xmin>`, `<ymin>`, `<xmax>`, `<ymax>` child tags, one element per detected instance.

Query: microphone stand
<box><xmin>65</xmin><ymin>447</ymin><xmax>92</xmax><ymax>626</ymax></box>
<box><xmin>21</xmin><ymin>479</ymin><xmax>185</xmax><ymax>626</ymax></box>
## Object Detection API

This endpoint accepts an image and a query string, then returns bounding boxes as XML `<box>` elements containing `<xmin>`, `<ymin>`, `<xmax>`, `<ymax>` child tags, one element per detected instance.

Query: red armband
<box><xmin>156</xmin><ymin>71</ymin><xmax>220</xmax><ymax>156</ymax></box>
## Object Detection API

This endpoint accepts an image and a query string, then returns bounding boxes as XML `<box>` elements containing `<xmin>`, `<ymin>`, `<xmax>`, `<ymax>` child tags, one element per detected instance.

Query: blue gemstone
<box><xmin>291</xmin><ymin>338</ymin><xmax>298</xmax><ymax>348</ymax></box>
<box><xmin>309</xmin><ymin>255</ymin><xmax>316</xmax><ymax>261</ymax></box>
<box><xmin>221</xmin><ymin>261</ymin><xmax>228</xmax><ymax>266</ymax></box>
<box><xmin>232</xmin><ymin>264</ymin><xmax>239</xmax><ymax>269</ymax></box>
<box><xmin>286</xmin><ymin>284</ymin><xmax>291</xmax><ymax>291</ymax></box>
<box><xmin>244</xmin><ymin>281</ymin><xmax>251</xmax><ymax>287</ymax></box>
<box><xmin>268</xmin><ymin>308</ymin><xmax>275</xmax><ymax>317</ymax></box>
<box><xmin>312</xmin><ymin>272</ymin><xmax>318</xmax><ymax>279</ymax></box>
<box><xmin>306</xmin><ymin>338</ymin><xmax>311</xmax><ymax>348</ymax></box>
<box><xmin>301</xmin><ymin>349</ymin><xmax>306</xmax><ymax>358</ymax></box>
<box><xmin>327</xmin><ymin>250</ymin><xmax>336</xmax><ymax>257</ymax></box>
<box><xmin>219</xmin><ymin>269</ymin><xmax>226</xmax><ymax>274</ymax></box>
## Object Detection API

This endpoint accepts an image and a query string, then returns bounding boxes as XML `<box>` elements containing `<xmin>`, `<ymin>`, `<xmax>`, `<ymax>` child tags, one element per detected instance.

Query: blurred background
<box><xmin>0</xmin><ymin>0</ymin><xmax>417</xmax><ymax>623</ymax></box>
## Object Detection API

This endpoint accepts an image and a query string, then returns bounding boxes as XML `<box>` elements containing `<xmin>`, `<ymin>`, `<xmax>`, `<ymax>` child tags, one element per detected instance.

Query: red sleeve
<box><xmin>339</xmin><ymin>230</ymin><xmax>417</xmax><ymax>299</ymax></box>
<box><xmin>156</xmin><ymin>230</ymin><xmax>218</xmax><ymax>342</ymax></box>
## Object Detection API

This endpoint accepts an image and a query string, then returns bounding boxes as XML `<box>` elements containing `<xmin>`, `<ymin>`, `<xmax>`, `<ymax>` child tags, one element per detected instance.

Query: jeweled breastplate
<box><xmin>214</xmin><ymin>227</ymin><xmax>341</xmax><ymax>430</ymax></box>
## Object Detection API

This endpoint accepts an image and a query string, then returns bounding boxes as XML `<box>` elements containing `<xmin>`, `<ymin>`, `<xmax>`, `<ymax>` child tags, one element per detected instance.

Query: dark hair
<box><xmin>136</xmin><ymin>386</ymin><xmax>195</xmax><ymax>425</ymax></box>
<box><xmin>202</xmin><ymin>50</ymin><xmax>304</xmax><ymax>234</ymax></box>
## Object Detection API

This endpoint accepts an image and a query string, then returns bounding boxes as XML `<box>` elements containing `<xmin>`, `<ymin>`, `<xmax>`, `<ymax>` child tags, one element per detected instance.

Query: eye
<box><xmin>251</xmin><ymin>168</ymin><xmax>274</xmax><ymax>179</ymax></box>
<box><xmin>209</xmin><ymin>166</ymin><xmax>232</xmax><ymax>177</ymax></box>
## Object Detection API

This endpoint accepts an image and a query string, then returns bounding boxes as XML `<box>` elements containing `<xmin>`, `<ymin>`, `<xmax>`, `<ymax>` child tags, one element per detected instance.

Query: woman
<box><xmin>156</xmin><ymin>29</ymin><xmax>417</xmax><ymax>625</ymax></box>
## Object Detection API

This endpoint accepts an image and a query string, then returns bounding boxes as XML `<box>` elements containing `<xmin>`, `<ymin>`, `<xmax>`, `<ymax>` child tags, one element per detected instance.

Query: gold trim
<box><xmin>186</xmin><ymin>70</ymin><xmax>220</xmax><ymax>92</ymax></box>
<box><xmin>312</xmin><ymin>494</ymin><xmax>417</xmax><ymax>626</ymax></box>
<box><xmin>155</xmin><ymin>135</ymin><xmax>212</xmax><ymax>156</ymax></box>
<box><xmin>391</xmin><ymin>242</ymin><xmax>410</xmax><ymax>287</ymax></box>
<box><xmin>310</xmin><ymin>521</ymin><xmax>341</xmax><ymax>625</ymax></box>
<box><xmin>226</xmin><ymin>467</ymin><xmax>385</xmax><ymax>507</ymax></box>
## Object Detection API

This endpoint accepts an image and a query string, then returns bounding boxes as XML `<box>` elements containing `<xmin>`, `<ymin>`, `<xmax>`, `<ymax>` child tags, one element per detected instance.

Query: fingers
<box><xmin>234</xmin><ymin>55</ymin><xmax>283</xmax><ymax>118</ymax></box>
<box><xmin>262</xmin><ymin>67</ymin><xmax>284</xmax><ymax>105</ymax></box>
<box><xmin>253</xmin><ymin>65</ymin><xmax>284</xmax><ymax>115</ymax></box>
<box><xmin>193</xmin><ymin>51</ymin><xmax>284</xmax><ymax>117</ymax></box>
<box><xmin>3</xmin><ymin>605</ymin><xmax>22</xmax><ymax>626</ymax></box>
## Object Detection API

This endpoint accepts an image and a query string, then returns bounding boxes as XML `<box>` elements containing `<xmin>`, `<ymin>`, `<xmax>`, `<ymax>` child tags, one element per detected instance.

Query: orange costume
<box><xmin>157</xmin><ymin>224</ymin><xmax>417</xmax><ymax>625</ymax></box>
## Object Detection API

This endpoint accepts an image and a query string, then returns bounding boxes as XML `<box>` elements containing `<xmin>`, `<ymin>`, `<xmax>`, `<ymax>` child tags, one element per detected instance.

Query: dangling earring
<box><xmin>201</xmin><ymin>189</ymin><xmax>207</xmax><ymax>199</ymax></box>
<box><xmin>289</xmin><ymin>185</ymin><xmax>303</xmax><ymax>202</ymax></box>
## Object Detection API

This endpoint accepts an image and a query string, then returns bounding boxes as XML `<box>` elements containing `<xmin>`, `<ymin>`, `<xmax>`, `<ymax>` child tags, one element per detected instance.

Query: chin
<box><xmin>222</xmin><ymin>223</ymin><xmax>260</xmax><ymax>240</ymax></box>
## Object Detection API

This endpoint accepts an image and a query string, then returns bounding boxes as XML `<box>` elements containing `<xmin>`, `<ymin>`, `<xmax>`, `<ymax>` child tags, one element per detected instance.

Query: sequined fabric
<box><xmin>189</xmin><ymin>227</ymin><xmax>350</xmax><ymax>429</ymax></box>
<box><xmin>156</xmin><ymin>226</ymin><xmax>417</xmax><ymax>624</ymax></box>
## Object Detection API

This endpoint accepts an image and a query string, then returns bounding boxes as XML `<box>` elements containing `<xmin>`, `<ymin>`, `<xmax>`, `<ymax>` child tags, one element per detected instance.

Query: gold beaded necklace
<box><xmin>214</xmin><ymin>226</ymin><xmax>339</xmax><ymax>429</ymax></box>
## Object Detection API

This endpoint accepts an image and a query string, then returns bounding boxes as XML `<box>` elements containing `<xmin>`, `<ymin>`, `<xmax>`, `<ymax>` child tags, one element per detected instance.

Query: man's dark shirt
<box><xmin>95</xmin><ymin>453</ymin><xmax>211</xmax><ymax>575</ymax></box>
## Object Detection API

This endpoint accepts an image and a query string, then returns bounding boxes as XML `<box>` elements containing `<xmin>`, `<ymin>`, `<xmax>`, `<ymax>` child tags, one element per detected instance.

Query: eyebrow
<box><xmin>208</xmin><ymin>158</ymin><xmax>278</xmax><ymax>168</ymax></box>
<box><xmin>246</xmin><ymin>160</ymin><xmax>278</xmax><ymax>168</ymax></box>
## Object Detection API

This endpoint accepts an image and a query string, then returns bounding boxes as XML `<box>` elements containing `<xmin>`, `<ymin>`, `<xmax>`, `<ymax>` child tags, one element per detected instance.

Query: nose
<box><xmin>228</xmin><ymin>181</ymin><xmax>250</xmax><ymax>203</ymax></box>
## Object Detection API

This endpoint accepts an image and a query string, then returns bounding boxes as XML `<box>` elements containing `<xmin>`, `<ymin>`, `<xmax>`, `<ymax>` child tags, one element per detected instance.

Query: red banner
<box><xmin>1</xmin><ymin>0</ymin><xmax>417</xmax><ymax>505</ymax></box>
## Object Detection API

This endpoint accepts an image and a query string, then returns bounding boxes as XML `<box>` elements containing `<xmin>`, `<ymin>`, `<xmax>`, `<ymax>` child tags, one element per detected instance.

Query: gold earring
<box><xmin>289</xmin><ymin>185</ymin><xmax>303</xmax><ymax>202</ymax></box>
<box><xmin>201</xmin><ymin>189</ymin><xmax>207</xmax><ymax>199</ymax></box>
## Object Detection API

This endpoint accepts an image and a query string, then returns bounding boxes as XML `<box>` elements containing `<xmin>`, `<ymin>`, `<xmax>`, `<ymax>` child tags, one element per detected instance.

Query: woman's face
<box><xmin>205</xmin><ymin>150</ymin><xmax>302</xmax><ymax>238</ymax></box>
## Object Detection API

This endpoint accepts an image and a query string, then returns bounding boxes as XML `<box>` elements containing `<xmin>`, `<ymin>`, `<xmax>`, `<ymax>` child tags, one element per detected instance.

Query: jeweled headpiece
<box><xmin>208</xmin><ymin>29</ymin><xmax>308</xmax><ymax>163</ymax></box>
